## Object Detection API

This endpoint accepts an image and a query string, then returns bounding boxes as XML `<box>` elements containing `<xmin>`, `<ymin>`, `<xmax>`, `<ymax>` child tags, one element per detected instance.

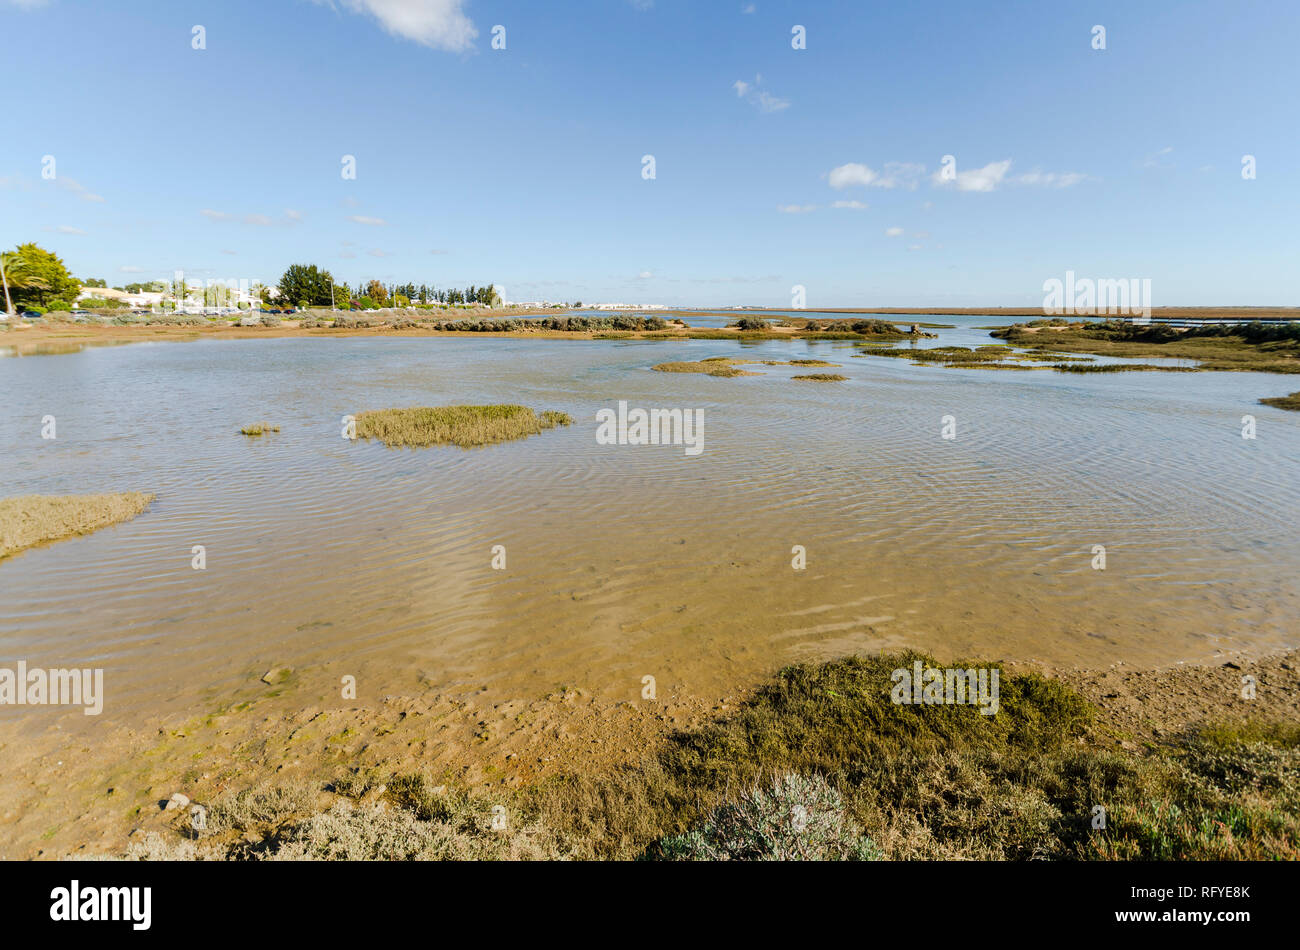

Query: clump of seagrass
<box><xmin>652</xmin><ymin>359</ymin><xmax>759</xmax><ymax>377</ymax></box>
<box><xmin>0</xmin><ymin>493</ymin><xmax>154</xmax><ymax>561</ymax></box>
<box><xmin>239</xmin><ymin>422</ymin><xmax>280</xmax><ymax>436</ymax></box>
<box><xmin>353</xmin><ymin>405</ymin><xmax>573</xmax><ymax>448</ymax></box>
<box><xmin>791</xmin><ymin>373</ymin><xmax>848</xmax><ymax>382</ymax></box>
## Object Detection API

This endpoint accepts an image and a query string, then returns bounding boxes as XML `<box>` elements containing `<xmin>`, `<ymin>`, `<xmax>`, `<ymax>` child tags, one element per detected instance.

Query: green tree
<box><xmin>1</xmin><ymin>243</ymin><xmax>81</xmax><ymax>310</ymax></box>
<box><xmin>277</xmin><ymin>264</ymin><xmax>335</xmax><ymax>307</ymax></box>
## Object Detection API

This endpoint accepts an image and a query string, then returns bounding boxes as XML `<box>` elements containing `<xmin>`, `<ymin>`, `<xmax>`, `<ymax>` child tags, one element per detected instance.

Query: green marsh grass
<box><xmin>239</xmin><ymin>422</ymin><xmax>280</xmax><ymax>435</ymax></box>
<box><xmin>1260</xmin><ymin>391</ymin><xmax>1300</xmax><ymax>411</ymax></box>
<box><xmin>353</xmin><ymin>405</ymin><xmax>573</xmax><ymax>448</ymax></box>
<box><xmin>1</xmin><ymin>493</ymin><xmax>154</xmax><ymax>561</ymax></box>
<box><xmin>651</xmin><ymin>360</ymin><xmax>756</xmax><ymax>377</ymax></box>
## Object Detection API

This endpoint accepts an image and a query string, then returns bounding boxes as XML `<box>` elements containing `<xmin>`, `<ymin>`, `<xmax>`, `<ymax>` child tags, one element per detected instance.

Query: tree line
<box><xmin>276</xmin><ymin>264</ymin><xmax>501</xmax><ymax>309</ymax></box>
<box><xmin>0</xmin><ymin>244</ymin><xmax>504</xmax><ymax>315</ymax></box>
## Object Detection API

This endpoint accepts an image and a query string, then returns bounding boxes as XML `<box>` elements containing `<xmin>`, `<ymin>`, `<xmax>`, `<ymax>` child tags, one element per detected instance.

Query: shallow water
<box><xmin>1</xmin><ymin>325</ymin><xmax>1297</xmax><ymax>734</ymax></box>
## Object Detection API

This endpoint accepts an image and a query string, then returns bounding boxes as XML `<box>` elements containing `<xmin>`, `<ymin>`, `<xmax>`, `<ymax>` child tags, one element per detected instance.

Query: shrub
<box><xmin>656</xmin><ymin>773</ymin><xmax>881</xmax><ymax>861</ymax></box>
<box><xmin>734</xmin><ymin>316</ymin><xmax>769</xmax><ymax>331</ymax></box>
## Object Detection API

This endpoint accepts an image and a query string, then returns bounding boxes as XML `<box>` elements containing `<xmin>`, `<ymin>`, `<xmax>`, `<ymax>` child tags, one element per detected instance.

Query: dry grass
<box><xmin>0</xmin><ymin>493</ymin><xmax>154</xmax><ymax>561</ymax></box>
<box><xmin>353</xmin><ymin>405</ymin><xmax>573</xmax><ymax>448</ymax></box>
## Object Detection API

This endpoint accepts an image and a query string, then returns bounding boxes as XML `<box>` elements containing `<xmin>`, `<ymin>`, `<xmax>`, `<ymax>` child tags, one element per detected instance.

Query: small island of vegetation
<box><xmin>352</xmin><ymin>405</ymin><xmax>573</xmax><ymax>448</ymax></box>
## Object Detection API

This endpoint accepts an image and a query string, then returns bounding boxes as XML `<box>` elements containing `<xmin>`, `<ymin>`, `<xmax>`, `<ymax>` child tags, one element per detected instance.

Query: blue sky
<box><xmin>2</xmin><ymin>0</ymin><xmax>1296</xmax><ymax>307</ymax></box>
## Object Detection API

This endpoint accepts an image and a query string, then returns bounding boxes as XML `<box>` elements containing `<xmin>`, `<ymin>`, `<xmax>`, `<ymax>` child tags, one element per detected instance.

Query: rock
<box><xmin>239</xmin><ymin>315</ymin><xmax>262</xmax><ymax>327</ymax></box>
<box><xmin>164</xmin><ymin>792</ymin><xmax>190</xmax><ymax>811</ymax></box>
<box><xmin>261</xmin><ymin>667</ymin><xmax>292</xmax><ymax>685</ymax></box>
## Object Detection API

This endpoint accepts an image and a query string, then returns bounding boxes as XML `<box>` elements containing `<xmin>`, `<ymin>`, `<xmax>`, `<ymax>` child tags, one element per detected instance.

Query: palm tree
<box><xmin>0</xmin><ymin>250</ymin><xmax>49</xmax><ymax>313</ymax></box>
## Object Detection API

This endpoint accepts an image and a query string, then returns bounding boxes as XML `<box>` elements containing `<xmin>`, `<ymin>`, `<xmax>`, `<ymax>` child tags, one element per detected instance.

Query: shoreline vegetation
<box><xmin>0</xmin><ymin>493</ymin><xmax>154</xmax><ymax>561</ymax></box>
<box><xmin>111</xmin><ymin>648</ymin><xmax>1300</xmax><ymax>861</ymax></box>
<box><xmin>988</xmin><ymin>320</ymin><xmax>1300</xmax><ymax>408</ymax></box>
<box><xmin>3</xmin><ymin>309</ymin><xmax>938</xmax><ymax>347</ymax></box>
<box><xmin>353</xmin><ymin>405</ymin><xmax>573</xmax><ymax>448</ymax></box>
<box><xmin>988</xmin><ymin>319</ymin><xmax>1300</xmax><ymax>373</ymax></box>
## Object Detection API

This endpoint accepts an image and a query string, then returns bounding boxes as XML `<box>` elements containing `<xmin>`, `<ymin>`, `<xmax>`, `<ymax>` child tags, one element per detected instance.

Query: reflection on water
<box><xmin>0</xmin><ymin>339</ymin><xmax>132</xmax><ymax>358</ymax></box>
<box><xmin>1</xmin><ymin>328</ymin><xmax>1297</xmax><ymax>735</ymax></box>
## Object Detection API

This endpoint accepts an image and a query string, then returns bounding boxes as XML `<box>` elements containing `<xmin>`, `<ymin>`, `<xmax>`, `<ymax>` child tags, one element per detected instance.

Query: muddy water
<box><xmin>1</xmin><ymin>328</ymin><xmax>1298</xmax><ymax>741</ymax></box>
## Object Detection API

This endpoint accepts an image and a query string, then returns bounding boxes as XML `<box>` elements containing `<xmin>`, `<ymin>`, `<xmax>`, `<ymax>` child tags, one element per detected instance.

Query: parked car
<box><xmin>21</xmin><ymin>311</ymin><xmax>42</xmax><ymax>320</ymax></box>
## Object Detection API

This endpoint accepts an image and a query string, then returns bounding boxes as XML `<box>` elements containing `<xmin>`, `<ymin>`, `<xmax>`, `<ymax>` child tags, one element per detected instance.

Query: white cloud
<box><xmin>777</xmin><ymin>204</ymin><xmax>817</xmax><ymax>214</ymax></box>
<box><xmin>430</xmin><ymin>249</ymin><xmax>449</xmax><ymax>255</ymax></box>
<box><xmin>875</xmin><ymin>162</ymin><xmax>925</xmax><ymax>189</ymax></box>
<box><xmin>325</xmin><ymin>0</ymin><xmax>478</xmax><ymax>53</ymax></box>
<box><xmin>828</xmin><ymin>161</ymin><xmax>923</xmax><ymax>190</ymax></box>
<box><xmin>933</xmin><ymin>159</ymin><xmax>1011</xmax><ymax>192</ymax></box>
<box><xmin>637</xmin><ymin>270</ymin><xmax>653</xmax><ymax>279</ymax></box>
<box><xmin>1015</xmin><ymin>169</ymin><xmax>1087</xmax><ymax>188</ymax></box>
<box><xmin>119</xmin><ymin>265</ymin><xmax>143</xmax><ymax>273</ymax></box>
<box><xmin>742</xmin><ymin>3</ymin><xmax>756</xmax><ymax>12</ymax></box>
<box><xmin>1142</xmin><ymin>145</ymin><xmax>1175</xmax><ymax>168</ymax></box>
<box><xmin>367</xmin><ymin>249</ymin><xmax>391</xmax><ymax>257</ymax></box>
<box><xmin>907</xmin><ymin>244</ymin><xmax>922</xmax><ymax>251</ymax></box>
<box><xmin>829</xmin><ymin>163</ymin><xmax>876</xmax><ymax>188</ymax></box>
<box><xmin>832</xmin><ymin>200</ymin><xmax>867</xmax><ymax>210</ymax></box>
<box><xmin>349</xmin><ymin>215</ymin><xmax>388</xmax><ymax>225</ymax></box>
<box><xmin>220</xmin><ymin>250</ymin><xmax>237</xmax><ymax>256</ymax></box>
<box><xmin>885</xmin><ymin>226</ymin><xmax>903</xmax><ymax>237</ymax></box>
<box><xmin>46</xmin><ymin>225</ymin><xmax>86</xmax><ymax>235</ymax></box>
<box><xmin>733</xmin><ymin>73</ymin><xmax>789</xmax><ymax>112</ymax></box>
<box><xmin>57</xmin><ymin>177</ymin><xmax>105</xmax><ymax>203</ymax></box>
<box><xmin>203</xmin><ymin>208</ymin><xmax>302</xmax><ymax>225</ymax></box>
